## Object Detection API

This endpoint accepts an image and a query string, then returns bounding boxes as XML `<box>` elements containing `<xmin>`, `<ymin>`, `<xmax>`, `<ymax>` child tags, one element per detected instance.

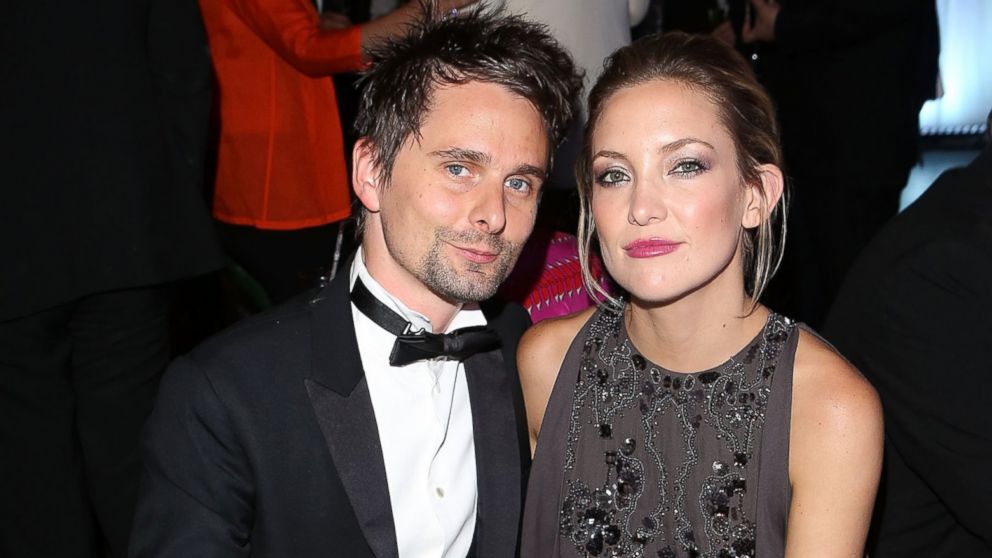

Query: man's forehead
<box><xmin>391</xmin><ymin>83</ymin><xmax>546</xmax><ymax>158</ymax></box>
<box><xmin>422</xmin><ymin>80</ymin><xmax>541</xmax><ymax>124</ymax></box>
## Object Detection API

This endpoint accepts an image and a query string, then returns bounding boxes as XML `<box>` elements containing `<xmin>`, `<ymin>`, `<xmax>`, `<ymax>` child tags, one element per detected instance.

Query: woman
<box><xmin>519</xmin><ymin>32</ymin><xmax>882</xmax><ymax>557</ymax></box>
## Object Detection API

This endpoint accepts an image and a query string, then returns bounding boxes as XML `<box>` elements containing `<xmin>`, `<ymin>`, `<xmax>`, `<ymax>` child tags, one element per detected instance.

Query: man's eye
<box><xmin>505</xmin><ymin>177</ymin><xmax>531</xmax><ymax>193</ymax></box>
<box><xmin>446</xmin><ymin>164</ymin><xmax>468</xmax><ymax>177</ymax></box>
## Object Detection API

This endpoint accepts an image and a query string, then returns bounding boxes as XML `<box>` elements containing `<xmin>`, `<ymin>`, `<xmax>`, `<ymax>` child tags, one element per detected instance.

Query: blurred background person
<box><xmin>0</xmin><ymin>0</ymin><xmax>223</xmax><ymax>556</ymax></box>
<box><xmin>824</xmin><ymin>110</ymin><xmax>992</xmax><ymax>557</ymax></box>
<box><xmin>740</xmin><ymin>0</ymin><xmax>940</xmax><ymax>328</ymax></box>
<box><xmin>632</xmin><ymin>0</ymin><xmax>739</xmax><ymax>39</ymax></box>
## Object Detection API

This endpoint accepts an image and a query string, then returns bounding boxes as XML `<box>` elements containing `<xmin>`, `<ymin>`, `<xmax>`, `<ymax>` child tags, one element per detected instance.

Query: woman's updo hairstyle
<box><xmin>577</xmin><ymin>31</ymin><xmax>787</xmax><ymax>309</ymax></box>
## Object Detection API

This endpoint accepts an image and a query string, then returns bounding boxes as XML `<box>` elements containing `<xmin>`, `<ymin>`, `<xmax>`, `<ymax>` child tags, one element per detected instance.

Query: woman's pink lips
<box><xmin>623</xmin><ymin>238</ymin><xmax>681</xmax><ymax>258</ymax></box>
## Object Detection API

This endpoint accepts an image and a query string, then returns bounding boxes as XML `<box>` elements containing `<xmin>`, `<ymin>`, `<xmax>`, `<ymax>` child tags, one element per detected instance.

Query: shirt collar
<box><xmin>349</xmin><ymin>248</ymin><xmax>486</xmax><ymax>335</ymax></box>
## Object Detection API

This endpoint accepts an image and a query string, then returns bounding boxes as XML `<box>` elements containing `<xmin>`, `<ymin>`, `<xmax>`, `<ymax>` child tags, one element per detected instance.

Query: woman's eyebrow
<box><xmin>660</xmin><ymin>137</ymin><xmax>715</xmax><ymax>154</ymax></box>
<box><xmin>592</xmin><ymin>149</ymin><xmax>628</xmax><ymax>161</ymax></box>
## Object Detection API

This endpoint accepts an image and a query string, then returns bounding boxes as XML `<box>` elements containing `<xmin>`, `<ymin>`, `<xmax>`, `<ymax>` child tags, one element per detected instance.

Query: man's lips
<box><xmin>623</xmin><ymin>238</ymin><xmax>681</xmax><ymax>258</ymax></box>
<box><xmin>452</xmin><ymin>245</ymin><xmax>500</xmax><ymax>264</ymax></box>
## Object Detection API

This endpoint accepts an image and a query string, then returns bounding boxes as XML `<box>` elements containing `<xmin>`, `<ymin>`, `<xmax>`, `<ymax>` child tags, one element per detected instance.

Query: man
<box><xmin>824</xmin><ymin>112</ymin><xmax>992</xmax><ymax>556</ymax></box>
<box><xmin>128</xmin><ymin>5</ymin><xmax>581</xmax><ymax>557</ymax></box>
<box><xmin>0</xmin><ymin>0</ymin><xmax>222</xmax><ymax>556</ymax></box>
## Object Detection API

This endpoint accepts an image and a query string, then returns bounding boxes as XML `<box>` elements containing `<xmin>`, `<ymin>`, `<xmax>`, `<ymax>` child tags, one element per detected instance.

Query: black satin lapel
<box><xmin>308</xmin><ymin>267</ymin><xmax>364</xmax><ymax>396</ymax></box>
<box><xmin>465</xmin><ymin>349</ymin><xmax>523</xmax><ymax>556</ymax></box>
<box><xmin>305</xmin><ymin>377</ymin><xmax>399</xmax><ymax>558</ymax></box>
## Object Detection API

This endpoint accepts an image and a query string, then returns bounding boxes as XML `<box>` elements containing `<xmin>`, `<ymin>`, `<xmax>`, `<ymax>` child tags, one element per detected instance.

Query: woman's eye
<box><xmin>596</xmin><ymin>169</ymin><xmax>629</xmax><ymax>186</ymax></box>
<box><xmin>505</xmin><ymin>177</ymin><xmax>531</xmax><ymax>193</ymax></box>
<box><xmin>446</xmin><ymin>164</ymin><xmax>469</xmax><ymax>177</ymax></box>
<box><xmin>672</xmin><ymin>159</ymin><xmax>706</xmax><ymax>176</ymax></box>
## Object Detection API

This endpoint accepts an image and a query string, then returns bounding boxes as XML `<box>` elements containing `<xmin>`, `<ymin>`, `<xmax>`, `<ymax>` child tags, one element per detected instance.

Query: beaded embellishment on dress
<box><xmin>558</xmin><ymin>308</ymin><xmax>795</xmax><ymax>557</ymax></box>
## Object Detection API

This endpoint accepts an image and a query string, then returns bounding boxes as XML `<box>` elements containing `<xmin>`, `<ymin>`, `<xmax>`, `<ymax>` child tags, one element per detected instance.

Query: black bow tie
<box><xmin>350</xmin><ymin>278</ymin><xmax>501</xmax><ymax>367</ymax></box>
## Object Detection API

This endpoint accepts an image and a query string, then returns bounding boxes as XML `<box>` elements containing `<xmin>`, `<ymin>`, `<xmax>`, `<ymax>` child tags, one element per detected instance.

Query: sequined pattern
<box><xmin>558</xmin><ymin>308</ymin><xmax>795</xmax><ymax>557</ymax></box>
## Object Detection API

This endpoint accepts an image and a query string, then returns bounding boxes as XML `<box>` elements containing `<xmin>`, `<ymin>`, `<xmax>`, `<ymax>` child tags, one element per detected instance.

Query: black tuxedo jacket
<box><xmin>825</xmin><ymin>148</ymin><xmax>992</xmax><ymax>556</ymax></box>
<box><xmin>129</xmin><ymin>270</ymin><xmax>532</xmax><ymax>557</ymax></box>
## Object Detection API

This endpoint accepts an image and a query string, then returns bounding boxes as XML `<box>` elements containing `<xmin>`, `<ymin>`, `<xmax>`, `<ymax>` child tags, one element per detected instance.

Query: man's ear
<box><xmin>353</xmin><ymin>138</ymin><xmax>382</xmax><ymax>213</ymax></box>
<box><xmin>742</xmin><ymin>164</ymin><xmax>784</xmax><ymax>229</ymax></box>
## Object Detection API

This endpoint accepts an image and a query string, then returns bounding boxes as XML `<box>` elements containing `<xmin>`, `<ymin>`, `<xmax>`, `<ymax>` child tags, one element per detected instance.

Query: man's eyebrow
<box><xmin>429</xmin><ymin>148</ymin><xmax>492</xmax><ymax>165</ymax></box>
<box><xmin>512</xmin><ymin>163</ymin><xmax>547</xmax><ymax>178</ymax></box>
<box><xmin>660</xmin><ymin>137</ymin><xmax>715</xmax><ymax>154</ymax></box>
<box><xmin>431</xmin><ymin>148</ymin><xmax>546</xmax><ymax>178</ymax></box>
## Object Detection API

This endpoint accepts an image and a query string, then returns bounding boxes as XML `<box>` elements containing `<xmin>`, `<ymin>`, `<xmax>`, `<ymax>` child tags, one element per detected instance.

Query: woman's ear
<box><xmin>742</xmin><ymin>164</ymin><xmax>784</xmax><ymax>229</ymax></box>
<box><xmin>352</xmin><ymin>138</ymin><xmax>382</xmax><ymax>213</ymax></box>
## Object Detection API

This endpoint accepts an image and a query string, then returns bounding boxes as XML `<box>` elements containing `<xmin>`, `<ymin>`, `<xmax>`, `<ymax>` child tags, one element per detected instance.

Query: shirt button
<box><xmin>435</xmin><ymin>486</ymin><xmax>445</xmax><ymax>499</ymax></box>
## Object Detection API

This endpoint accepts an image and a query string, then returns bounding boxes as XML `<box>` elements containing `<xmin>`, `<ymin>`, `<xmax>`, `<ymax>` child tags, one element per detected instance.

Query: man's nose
<box><xmin>469</xmin><ymin>181</ymin><xmax>507</xmax><ymax>235</ymax></box>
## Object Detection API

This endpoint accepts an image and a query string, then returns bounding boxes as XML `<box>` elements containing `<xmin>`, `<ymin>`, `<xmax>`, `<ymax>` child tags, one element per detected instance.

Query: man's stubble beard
<box><xmin>418</xmin><ymin>227</ymin><xmax>521</xmax><ymax>303</ymax></box>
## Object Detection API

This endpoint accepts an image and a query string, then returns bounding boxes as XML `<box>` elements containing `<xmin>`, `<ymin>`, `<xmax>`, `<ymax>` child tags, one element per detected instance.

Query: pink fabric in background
<box><xmin>499</xmin><ymin>229</ymin><xmax>612</xmax><ymax>323</ymax></box>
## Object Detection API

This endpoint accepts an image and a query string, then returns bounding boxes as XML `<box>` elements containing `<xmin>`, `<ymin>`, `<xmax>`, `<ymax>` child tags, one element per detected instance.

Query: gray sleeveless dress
<box><xmin>521</xmin><ymin>307</ymin><xmax>800</xmax><ymax>557</ymax></box>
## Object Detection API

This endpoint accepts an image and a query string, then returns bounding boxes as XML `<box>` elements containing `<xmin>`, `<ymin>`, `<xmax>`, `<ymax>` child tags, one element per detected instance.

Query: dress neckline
<box><xmin>617</xmin><ymin>308</ymin><xmax>775</xmax><ymax>377</ymax></box>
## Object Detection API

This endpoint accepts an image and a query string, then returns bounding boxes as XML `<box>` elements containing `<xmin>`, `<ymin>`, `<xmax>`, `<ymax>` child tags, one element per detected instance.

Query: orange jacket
<box><xmin>200</xmin><ymin>0</ymin><xmax>364</xmax><ymax>229</ymax></box>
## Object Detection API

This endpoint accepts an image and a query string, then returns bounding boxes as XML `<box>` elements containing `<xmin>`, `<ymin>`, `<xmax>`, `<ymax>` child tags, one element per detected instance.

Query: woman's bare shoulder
<box><xmin>518</xmin><ymin>307</ymin><xmax>598</xmax><ymax>446</ymax></box>
<box><xmin>792</xmin><ymin>328</ymin><xmax>880</xmax><ymax>418</ymax></box>
<box><xmin>783</xmin><ymin>330</ymin><xmax>884</xmax><ymax>554</ymax></box>
<box><xmin>790</xmin><ymin>327</ymin><xmax>883</xmax><ymax>475</ymax></box>
<box><xmin>519</xmin><ymin>306</ymin><xmax>597</xmax><ymax>368</ymax></box>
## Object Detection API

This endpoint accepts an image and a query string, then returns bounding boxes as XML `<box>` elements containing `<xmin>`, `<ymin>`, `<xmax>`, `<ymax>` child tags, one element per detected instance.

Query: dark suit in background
<box><xmin>824</xmin><ymin>146</ymin><xmax>992</xmax><ymax>556</ymax></box>
<box><xmin>757</xmin><ymin>0</ymin><xmax>939</xmax><ymax>328</ymax></box>
<box><xmin>0</xmin><ymin>0</ymin><xmax>222</xmax><ymax>555</ymax></box>
<box><xmin>128</xmin><ymin>271</ymin><xmax>531</xmax><ymax>557</ymax></box>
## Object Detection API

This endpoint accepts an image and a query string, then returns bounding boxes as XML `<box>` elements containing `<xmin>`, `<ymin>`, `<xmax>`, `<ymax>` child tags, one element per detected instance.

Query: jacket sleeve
<box><xmin>129</xmin><ymin>357</ymin><xmax>254</xmax><ymax>557</ymax></box>
<box><xmin>870</xmin><ymin>240</ymin><xmax>992</xmax><ymax>545</ymax></box>
<box><xmin>225</xmin><ymin>0</ymin><xmax>364</xmax><ymax>76</ymax></box>
<box><xmin>774</xmin><ymin>0</ymin><xmax>926</xmax><ymax>53</ymax></box>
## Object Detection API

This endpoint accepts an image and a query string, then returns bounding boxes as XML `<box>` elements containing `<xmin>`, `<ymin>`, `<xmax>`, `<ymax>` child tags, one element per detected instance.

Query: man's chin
<box><xmin>419</xmin><ymin>249</ymin><xmax>517</xmax><ymax>303</ymax></box>
<box><xmin>428</xmin><ymin>270</ymin><xmax>503</xmax><ymax>304</ymax></box>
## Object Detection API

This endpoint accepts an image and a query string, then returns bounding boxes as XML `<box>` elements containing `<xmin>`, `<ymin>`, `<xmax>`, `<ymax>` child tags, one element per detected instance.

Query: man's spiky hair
<box><xmin>354</xmin><ymin>1</ymin><xmax>583</xmax><ymax>183</ymax></box>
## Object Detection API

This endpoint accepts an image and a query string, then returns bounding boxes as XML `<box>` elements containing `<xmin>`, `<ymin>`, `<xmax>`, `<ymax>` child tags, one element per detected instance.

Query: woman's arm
<box><xmin>784</xmin><ymin>329</ymin><xmax>884</xmax><ymax>557</ymax></box>
<box><xmin>517</xmin><ymin>308</ymin><xmax>592</xmax><ymax>455</ymax></box>
<box><xmin>225</xmin><ymin>0</ymin><xmax>364</xmax><ymax>75</ymax></box>
<box><xmin>358</xmin><ymin>0</ymin><xmax>476</xmax><ymax>53</ymax></box>
<box><xmin>224</xmin><ymin>0</ymin><xmax>476</xmax><ymax>77</ymax></box>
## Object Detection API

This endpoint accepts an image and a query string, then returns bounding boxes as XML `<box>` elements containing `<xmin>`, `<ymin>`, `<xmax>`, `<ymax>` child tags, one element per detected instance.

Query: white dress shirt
<box><xmin>349</xmin><ymin>250</ymin><xmax>479</xmax><ymax>558</ymax></box>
